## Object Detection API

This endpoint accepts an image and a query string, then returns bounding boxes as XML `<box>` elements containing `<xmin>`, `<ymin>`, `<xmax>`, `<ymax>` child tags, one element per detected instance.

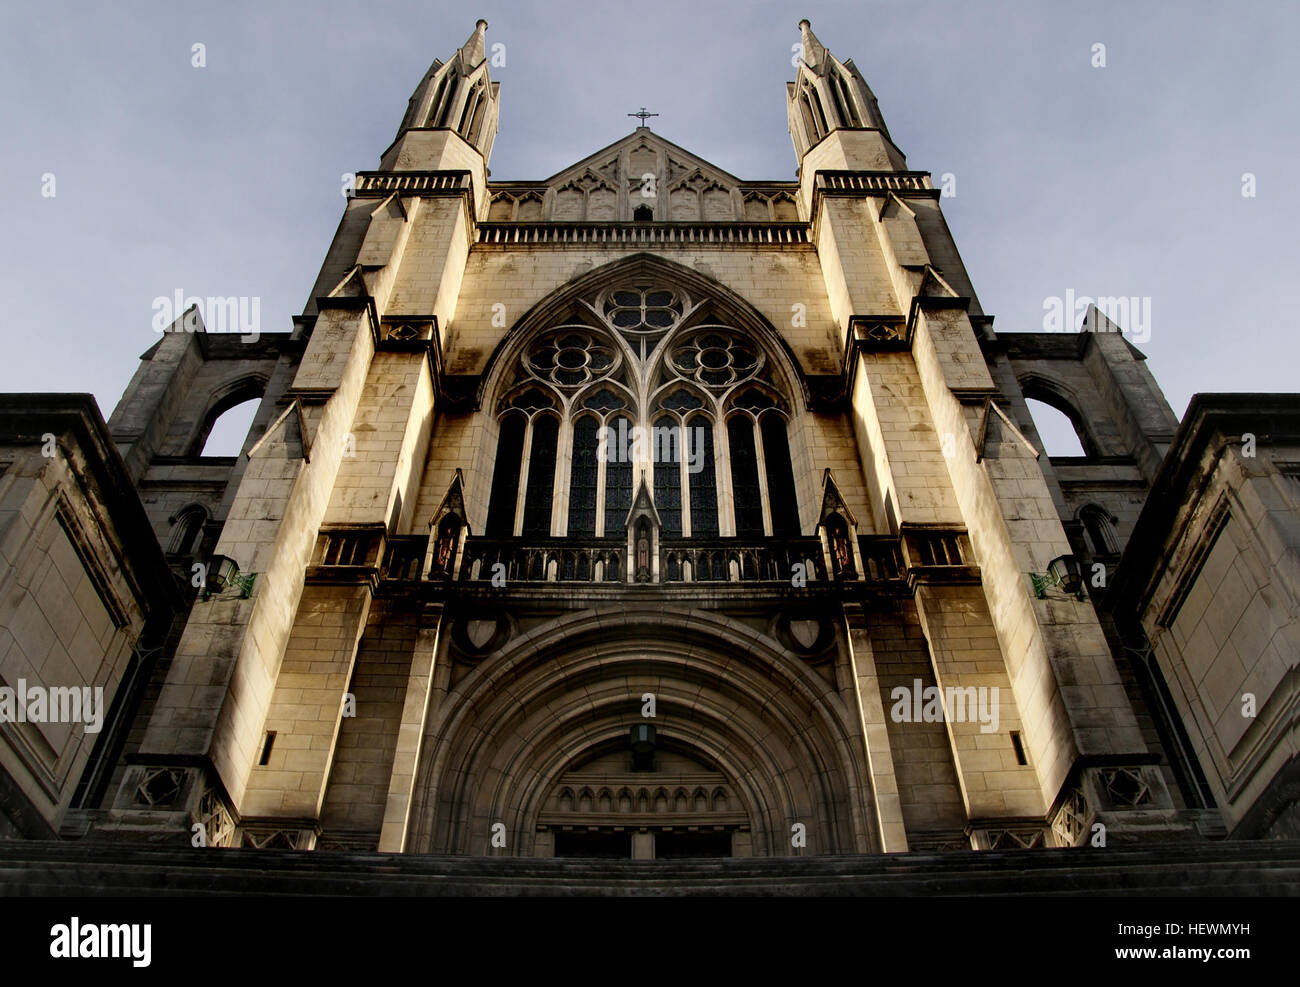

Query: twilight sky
<box><xmin>1</xmin><ymin>0</ymin><xmax>1296</xmax><ymax>455</ymax></box>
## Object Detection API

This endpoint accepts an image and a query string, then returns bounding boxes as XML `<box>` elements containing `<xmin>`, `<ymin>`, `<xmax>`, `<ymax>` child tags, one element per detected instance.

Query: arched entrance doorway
<box><xmin>407</xmin><ymin>607</ymin><xmax>878</xmax><ymax>857</ymax></box>
<box><xmin>539</xmin><ymin>735</ymin><xmax>749</xmax><ymax>859</ymax></box>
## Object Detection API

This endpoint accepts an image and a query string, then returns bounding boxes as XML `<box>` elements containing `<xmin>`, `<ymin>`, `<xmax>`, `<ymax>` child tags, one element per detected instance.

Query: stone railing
<box><xmin>459</xmin><ymin>537</ymin><xmax>626</xmax><ymax>583</ymax></box>
<box><xmin>661</xmin><ymin>537</ymin><xmax>826</xmax><ymax>583</ymax></box>
<box><xmin>898</xmin><ymin>525</ymin><xmax>980</xmax><ymax>586</ymax></box>
<box><xmin>352</xmin><ymin>171</ymin><xmax>471</xmax><ymax>195</ymax></box>
<box><xmin>859</xmin><ymin>535</ymin><xmax>906</xmax><ymax>581</ymax></box>
<box><xmin>816</xmin><ymin>170</ymin><xmax>933</xmax><ymax>193</ymax></box>
<box><xmin>346</xmin><ymin>529</ymin><xmax>974</xmax><ymax>590</ymax></box>
<box><xmin>310</xmin><ymin>525</ymin><xmax>384</xmax><ymax>569</ymax></box>
<box><xmin>381</xmin><ymin>535</ymin><xmax>428</xmax><ymax>581</ymax></box>
<box><xmin>474</xmin><ymin>222</ymin><xmax>809</xmax><ymax>247</ymax></box>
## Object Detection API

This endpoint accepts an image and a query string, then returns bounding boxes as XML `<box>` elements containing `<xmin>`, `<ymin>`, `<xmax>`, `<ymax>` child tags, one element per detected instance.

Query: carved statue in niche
<box><xmin>635</xmin><ymin>522</ymin><xmax>651</xmax><ymax>582</ymax></box>
<box><xmin>828</xmin><ymin>516</ymin><xmax>853</xmax><ymax>577</ymax></box>
<box><xmin>434</xmin><ymin>520</ymin><xmax>458</xmax><ymax>574</ymax></box>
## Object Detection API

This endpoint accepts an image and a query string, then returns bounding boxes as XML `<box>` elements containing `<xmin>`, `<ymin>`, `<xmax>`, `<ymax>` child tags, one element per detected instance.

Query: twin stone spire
<box><xmin>397</xmin><ymin>19</ymin><xmax>892</xmax><ymax>168</ymax></box>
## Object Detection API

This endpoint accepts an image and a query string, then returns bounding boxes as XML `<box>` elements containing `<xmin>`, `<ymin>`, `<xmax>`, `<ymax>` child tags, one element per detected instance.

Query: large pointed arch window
<box><xmin>486</xmin><ymin>329</ymin><xmax>636</xmax><ymax>539</ymax></box>
<box><xmin>484</xmin><ymin>279</ymin><xmax>801</xmax><ymax>544</ymax></box>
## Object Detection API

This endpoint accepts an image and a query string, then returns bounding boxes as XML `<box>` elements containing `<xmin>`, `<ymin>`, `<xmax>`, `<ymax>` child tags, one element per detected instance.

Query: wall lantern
<box><xmin>1030</xmin><ymin>554</ymin><xmax>1084</xmax><ymax>600</ymax></box>
<box><xmin>204</xmin><ymin>555</ymin><xmax>258</xmax><ymax>600</ymax></box>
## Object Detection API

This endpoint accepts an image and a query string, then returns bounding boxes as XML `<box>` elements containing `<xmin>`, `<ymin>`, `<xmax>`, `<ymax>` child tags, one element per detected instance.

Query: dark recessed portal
<box><xmin>553</xmin><ymin>830</ymin><xmax>632</xmax><ymax>858</ymax></box>
<box><xmin>654</xmin><ymin>830</ymin><xmax>732</xmax><ymax>858</ymax></box>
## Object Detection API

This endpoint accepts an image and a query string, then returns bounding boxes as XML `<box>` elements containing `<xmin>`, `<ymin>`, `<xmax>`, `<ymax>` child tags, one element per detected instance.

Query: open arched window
<box><xmin>832</xmin><ymin>71</ymin><xmax>861</xmax><ymax>127</ymax></box>
<box><xmin>1019</xmin><ymin>377</ymin><xmax>1098</xmax><ymax>458</ymax></box>
<box><xmin>798</xmin><ymin>77</ymin><xmax>829</xmax><ymax>144</ymax></box>
<box><xmin>458</xmin><ymin>79</ymin><xmax>488</xmax><ymax>145</ymax></box>
<box><xmin>189</xmin><ymin>375</ymin><xmax>266</xmax><ymax>457</ymax></box>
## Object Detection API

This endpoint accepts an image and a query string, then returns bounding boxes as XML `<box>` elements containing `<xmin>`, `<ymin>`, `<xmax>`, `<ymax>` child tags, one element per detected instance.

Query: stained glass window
<box><xmin>604</xmin><ymin>415</ymin><xmax>634</xmax><ymax>534</ymax></box>
<box><xmin>486</xmin><ymin>414</ymin><xmax>526</xmax><ymax>537</ymax></box>
<box><xmin>521</xmin><ymin>415</ymin><xmax>559</xmax><ymax>536</ymax></box>
<box><xmin>567</xmin><ymin>416</ymin><xmax>599</xmax><ymax>536</ymax></box>
<box><xmin>728</xmin><ymin>417</ymin><xmax>763</xmax><ymax>537</ymax></box>
<box><xmin>687</xmin><ymin>416</ymin><xmax>719</xmax><ymax>536</ymax></box>
<box><xmin>653</xmin><ymin>415</ymin><xmax>682</xmax><ymax>537</ymax></box>
<box><xmin>761</xmin><ymin>414</ymin><xmax>799</xmax><ymax>536</ymax></box>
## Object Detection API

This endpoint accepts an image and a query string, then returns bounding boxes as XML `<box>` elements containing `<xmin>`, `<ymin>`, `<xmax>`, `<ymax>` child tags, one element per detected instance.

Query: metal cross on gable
<box><xmin>628</xmin><ymin>107</ymin><xmax>659</xmax><ymax>126</ymax></box>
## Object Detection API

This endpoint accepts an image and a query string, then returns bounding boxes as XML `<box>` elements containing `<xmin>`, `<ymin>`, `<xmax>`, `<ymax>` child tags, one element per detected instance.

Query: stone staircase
<box><xmin>3</xmin><ymin>839</ymin><xmax>1300</xmax><ymax>895</ymax></box>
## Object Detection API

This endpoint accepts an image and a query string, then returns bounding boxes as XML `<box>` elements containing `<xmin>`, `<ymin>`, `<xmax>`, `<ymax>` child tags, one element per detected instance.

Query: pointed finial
<box><xmin>458</xmin><ymin>18</ymin><xmax>489</xmax><ymax>68</ymax></box>
<box><xmin>798</xmin><ymin>18</ymin><xmax>826</xmax><ymax>71</ymax></box>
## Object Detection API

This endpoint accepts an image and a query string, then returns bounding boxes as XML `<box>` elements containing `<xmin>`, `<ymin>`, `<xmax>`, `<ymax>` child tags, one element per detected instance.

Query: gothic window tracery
<box><xmin>602</xmin><ymin>286</ymin><xmax>684</xmax><ymax>360</ymax></box>
<box><xmin>669</xmin><ymin>330</ymin><xmax>760</xmax><ymax>390</ymax></box>
<box><xmin>484</xmin><ymin>281</ymin><xmax>801</xmax><ymax>542</ymax></box>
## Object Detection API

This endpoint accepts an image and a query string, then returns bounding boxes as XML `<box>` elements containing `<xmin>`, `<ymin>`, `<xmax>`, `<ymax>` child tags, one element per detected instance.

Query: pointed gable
<box><xmin>489</xmin><ymin>129</ymin><xmax>751</xmax><ymax>222</ymax></box>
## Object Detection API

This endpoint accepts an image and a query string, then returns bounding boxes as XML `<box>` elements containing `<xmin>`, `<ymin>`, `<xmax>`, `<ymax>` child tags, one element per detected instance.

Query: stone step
<box><xmin>2</xmin><ymin>839</ymin><xmax>1300</xmax><ymax>895</ymax></box>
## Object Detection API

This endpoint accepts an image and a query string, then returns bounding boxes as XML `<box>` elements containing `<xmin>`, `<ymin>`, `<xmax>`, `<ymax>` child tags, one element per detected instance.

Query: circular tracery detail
<box><xmin>604</xmin><ymin>286</ymin><xmax>683</xmax><ymax>333</ymax></box>
<box><xmin>668</xmin><ymin>330</ymin><xmax>761</xmax><ymax>389</ymax></box>
<box><xmin>525</xmin><ymin>329</ymin><xmax>619</xmax><ymax>389</ymax></box>
<box><xmin>602</xmin><ymin>286</ymin><xmax>685</xmax><ymax>360</ymax></box>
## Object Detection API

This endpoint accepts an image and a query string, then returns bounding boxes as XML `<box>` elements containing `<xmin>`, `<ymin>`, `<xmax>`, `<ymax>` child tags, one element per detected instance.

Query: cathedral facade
<box><xmin>2</xmin><ymin>19</ymin><xmax>1297</xmax><ymax>879</ymax></box>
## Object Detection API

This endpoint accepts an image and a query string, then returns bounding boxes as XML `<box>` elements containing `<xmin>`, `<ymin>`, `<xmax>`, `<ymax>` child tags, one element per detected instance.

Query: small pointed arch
<box><xmin>430</xmin><ymin>470</ymin><xmax>470</xmax><ymax>576</ymax></box>
<box><xmin>770</xmin><ymin>191</ymin><xmax>799</xmax><ymax>221</ymax></box>
<box><xmin>1018</xmin><ymin>373</ymin><xmax>1101</xmax><ymax>458</ymax></box>
<box><xmin>574</xmin><ymin>378</ymin><xmax>635</xmax><ymax>417</ymax></box>
<box><xmin>166</xmin><ymin>503</ymin><xmax>208</xmax><ymax>556</ymax></box>
<box><xmin>496</xmin><ymin>381</ymin><xmax>560</xmax><ymax>417</ymax></box>
<box><xmin>725</xmin><ymin>381</ymin><xmax>788</xmax><ymax>418</ymax></box>
<box><xmin>649</xmin><ymin>378</ymin><xmax>713</xmax><ymax>418</ymax></box>
<box><xmin>817</xmin><ymin>470</ymin><xmax>859</xmax><ymax>578</ymax></box>
<box><xmin>1078</xmin><ymin>503</ymin><xmax>1121</xmax><ymax>557</ymax></box>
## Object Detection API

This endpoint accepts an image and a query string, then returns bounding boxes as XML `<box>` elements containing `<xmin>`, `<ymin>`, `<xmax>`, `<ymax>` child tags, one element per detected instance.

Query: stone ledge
<box><xmin>2</xmin><ymin>839</ymin><xmax>1298</xmax><ymax>897</ymax></box>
